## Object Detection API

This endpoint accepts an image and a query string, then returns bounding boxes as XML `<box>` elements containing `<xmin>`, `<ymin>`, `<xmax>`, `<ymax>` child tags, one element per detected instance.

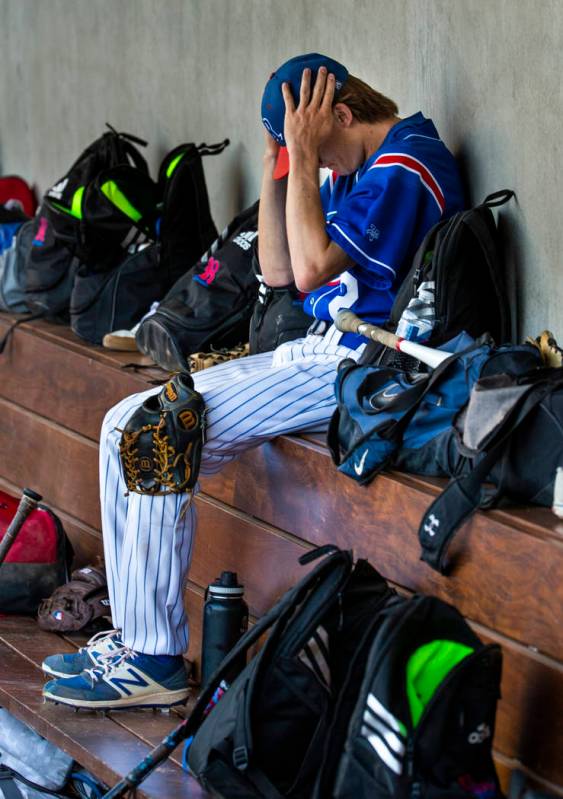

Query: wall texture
<box><xmin>1</xmin><ymin>0</ymin><xmax>561</xmax><ymax>338</ymax></box>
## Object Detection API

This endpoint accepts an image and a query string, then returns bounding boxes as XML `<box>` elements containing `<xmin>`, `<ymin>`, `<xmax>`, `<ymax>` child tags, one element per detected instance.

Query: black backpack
<box><xmin>186</xmin><ymin>546</ymin><xmax>395</xmax><ymax>798</ymax></box>
<box><xmin>182</xmin><ymin>547</ymin><xmax>503</xmax><ymax>799</ymax></box>
<box><xmin>249</xmin><ymin>253</ymin><xmax>312</xmax><ymax>354</ymax></box>
<box><xmin>135</xmin><ymin>202</ymin><xmax>260</xmax><ymax>372</ymax></box>
<box><xmin>360</xmin><ymin>190</ymin><xmax>514</xmax><ymax>368</ymax></box>
<box><xmin>323</xmin><ymin>595</ymin><xmax>502</xmax><ymax>799</ymax></box>
<box><xmin>157</xmin><ymin>140</ymin><xmax>228</xmax><ymax>282</ymax></box>
<box><xmin>28</xmin><ymin>125</ymin><xmax>150</xmax><ymax>317</ymax></box>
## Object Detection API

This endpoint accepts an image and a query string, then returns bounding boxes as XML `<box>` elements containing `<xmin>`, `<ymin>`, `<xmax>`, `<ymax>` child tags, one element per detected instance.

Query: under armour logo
<box><xmin>423</xmin><ymin>513</ymin><xmax>440</xmax><ymax>537</ymax></box>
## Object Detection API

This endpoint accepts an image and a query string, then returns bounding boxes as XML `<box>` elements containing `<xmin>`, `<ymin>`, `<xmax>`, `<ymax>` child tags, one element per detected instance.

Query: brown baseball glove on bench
<box><xmin>37</xmin><ymin>563</ymin><xmax>111</xmax><ymax>633</ymax></box>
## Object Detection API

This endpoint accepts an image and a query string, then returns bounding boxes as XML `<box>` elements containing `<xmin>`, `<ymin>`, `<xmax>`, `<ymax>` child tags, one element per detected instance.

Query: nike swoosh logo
<box><xmin>354</xmin><ymin>449</ymin><xmax>369</xmax><ymax>476</ymax></box>
<box><xmin>381</xmin><ymin>385</ymin><xmax>402</xmax><ymax>400</ymax></box>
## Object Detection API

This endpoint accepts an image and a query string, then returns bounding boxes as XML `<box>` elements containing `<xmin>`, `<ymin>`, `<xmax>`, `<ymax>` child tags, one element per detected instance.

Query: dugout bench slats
<box><xmin>2</xmin><ymin>389</ymin><xmax>560</xmax><ymax>660</ymax></box>
<box><xmin>0</xmin><ymin>314</ymin><xmax>562</xmax><ymax>795</ymax></box>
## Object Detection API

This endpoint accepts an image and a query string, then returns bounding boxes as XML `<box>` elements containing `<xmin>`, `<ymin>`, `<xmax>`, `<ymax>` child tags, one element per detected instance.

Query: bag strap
<box><xmin>418</xmin><ymin>377</ymin><xmax>556</xmax><ymax>573</ymax></box>
<box><xmin>0</xmin><ymin>310</ymin><xmax>48</xmax><ymax>354</ymax></box>
<box><xmin>0</xmin><ymin>765</ymin><xmax>67</xmax><ymax>799</ymax></box>
<box><xmin>197</xmin><ymin>139</ymin><xmax>230</xmax><ymax>157</ymax></box>
<box><xmin>181</xmin><ymin>546</ymin><xmax>348</xmax><ymax>739</ymax></box>
<box><xmin>461</xmin><ymin>206</ymin><xmax>511</xmax><ymax>343</ymax></box>
<box><xmin>482</xmin><ymin>189</ymin><xmax>515</xmax><ymax>208</ymax></box>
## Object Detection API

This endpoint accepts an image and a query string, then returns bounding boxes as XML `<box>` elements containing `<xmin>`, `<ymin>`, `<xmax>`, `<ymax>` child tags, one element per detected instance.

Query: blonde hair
<box><xmin>335</xmin><ymin>75</ymin><xmax>398</xmax><ymax>122</ymax></box>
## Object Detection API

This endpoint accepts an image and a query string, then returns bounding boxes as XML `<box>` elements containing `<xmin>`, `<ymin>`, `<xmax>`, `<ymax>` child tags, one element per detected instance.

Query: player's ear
<box><xmin>333</xmin><ymin>102</ymin><xmax>354</xmax><ymax>128</ymax></box>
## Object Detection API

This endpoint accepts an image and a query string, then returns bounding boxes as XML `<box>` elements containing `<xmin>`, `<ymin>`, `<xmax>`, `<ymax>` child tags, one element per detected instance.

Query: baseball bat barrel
<box><xmin>335</xmin><ymin>310</ymin><xmax>450</xmax><ymax>369</ymax></box>
<box><xmin>0</xmin><ymin>488</ymin><xmax>42</xmax><ymax>566</ymax></box>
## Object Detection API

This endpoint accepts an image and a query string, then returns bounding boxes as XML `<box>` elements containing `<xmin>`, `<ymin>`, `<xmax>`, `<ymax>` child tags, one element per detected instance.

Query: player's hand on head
<box><xmin>282</xmin><ymin>66</ymin><xmax>336</xmax><ymax>160</ymax></box>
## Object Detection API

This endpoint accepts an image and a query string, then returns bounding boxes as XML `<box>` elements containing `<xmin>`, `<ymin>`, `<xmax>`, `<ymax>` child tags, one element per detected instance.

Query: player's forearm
<box><xmin>257</xmin><ymin>156</ymin><xmax>294</xmax><ymax>287</ymax></box>
<box><xmin>285</xmin><ymin>152</ymin><xmax>338</xmax><ymax>292</ymax></box>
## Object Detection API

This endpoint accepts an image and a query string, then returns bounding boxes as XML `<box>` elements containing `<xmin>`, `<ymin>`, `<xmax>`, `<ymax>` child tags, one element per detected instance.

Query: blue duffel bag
<box><xmin>327</xmin><ymin>332</ymin><xmax>542</xmax><ymax>486</ymax></box>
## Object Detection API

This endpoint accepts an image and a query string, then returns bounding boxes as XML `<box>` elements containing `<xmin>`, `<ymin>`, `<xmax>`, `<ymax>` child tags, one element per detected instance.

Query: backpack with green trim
<box><xmin>24</xmin><ymin>125</ymin><xmax>150</xmax><ymax>320</ymax></box>
<box><xmin>324</xmin><ymin>594</ymin><xmax>503</xmax><ymax>799</ymax></box>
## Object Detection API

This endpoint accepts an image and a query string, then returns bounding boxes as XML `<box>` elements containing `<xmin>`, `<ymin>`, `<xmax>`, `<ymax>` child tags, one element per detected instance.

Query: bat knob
<box><xmin>22</xmin><ymin>488</ymin><xmax>42</xmax><ymax>503</ymax></box>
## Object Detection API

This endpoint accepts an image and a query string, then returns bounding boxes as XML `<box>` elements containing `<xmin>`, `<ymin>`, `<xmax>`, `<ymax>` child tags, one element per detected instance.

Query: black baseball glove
<box><xmin>118</xmin><ymin>373</ymin><xmax>206</xmax><ymax>495</ymax></box>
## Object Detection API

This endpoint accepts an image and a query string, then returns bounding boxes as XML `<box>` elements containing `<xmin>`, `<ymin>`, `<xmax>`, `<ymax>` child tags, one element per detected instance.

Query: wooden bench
<box><xmin>0</xmin><ymin>313</ymin><xmax>562</xmax><ymax>797</ymax></box>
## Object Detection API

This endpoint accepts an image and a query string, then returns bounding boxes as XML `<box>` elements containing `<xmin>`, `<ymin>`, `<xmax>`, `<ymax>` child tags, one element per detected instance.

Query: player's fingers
<box><xmin>299</xmin><ymin>67</ymin><xmax>312</xmax><ymax>107</ymax></box>
<box><xmin>281</xmin><ymin>82</ymin><xmax>296</xmax><ymax>113</ymax></box>
<box><xmin>321</xmin><ymin>72</ymin><xmax>336</xmax><ymax>111</ymax></box>
<box><xmin>312</xmin><ymin>66</ymin><xmax>328</xmax><ymax>107</ymax></box>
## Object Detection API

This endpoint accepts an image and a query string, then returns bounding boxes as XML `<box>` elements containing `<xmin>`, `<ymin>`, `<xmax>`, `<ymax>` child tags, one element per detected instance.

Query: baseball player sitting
<box><xmin>41</xmin><ymin>53</ymin><xmax>465</xmax><ymax>710</ymax></box>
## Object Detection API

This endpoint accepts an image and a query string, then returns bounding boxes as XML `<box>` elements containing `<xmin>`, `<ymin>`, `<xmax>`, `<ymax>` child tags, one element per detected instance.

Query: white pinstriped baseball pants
<box><xmin>99</xmin><ymin>329</ymin><xmax>363</xmax><ymax>655</ymax></box>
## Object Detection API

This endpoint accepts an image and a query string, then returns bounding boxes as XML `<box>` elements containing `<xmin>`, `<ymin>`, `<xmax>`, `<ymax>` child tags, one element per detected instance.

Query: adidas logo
<box><xmin>233</xmin><ymin>230</ymin><xmax>258</xmax><ymax>251</ymax></box>
<box><xmin>297</xmin><ymin>625</ymin><xmax>330</xmax><ymax>690</ymax></box>
<box><xmin>47</xmin><ymin>178</ymin><xmax>68</xmax><ymax>200</ymax></box>
<box><xmin>361</xmin><ymin>693</ymin><xmax>407</xmax><ymax>775</ymax></box>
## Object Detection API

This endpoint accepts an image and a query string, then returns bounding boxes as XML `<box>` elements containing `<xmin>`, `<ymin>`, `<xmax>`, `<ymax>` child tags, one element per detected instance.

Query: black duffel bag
<box><xmin>136</xmin><ymin>202</ymin><xmax>259</xmax><ymax>372</ymax></box>
<box><xmin>419</xmin><ymin>364</ymin><xmax>563</xmax><ymax>572</ymax></box>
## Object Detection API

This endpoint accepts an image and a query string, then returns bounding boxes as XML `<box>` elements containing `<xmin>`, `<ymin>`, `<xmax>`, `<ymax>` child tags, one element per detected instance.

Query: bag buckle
<box><xmin>232</xmin><ymin>746</ymin><xmax>249</xmax><ymax>771</ymax></box>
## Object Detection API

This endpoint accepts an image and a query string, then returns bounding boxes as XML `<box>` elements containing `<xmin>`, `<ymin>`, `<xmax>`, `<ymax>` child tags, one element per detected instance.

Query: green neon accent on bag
<box><xmin>406</xmin><ymin>640</ymin><xmax>473</xmax><ymax>727</ymax></box>
<box><xmin>50</xmin><ymin>200</ymin><xmax>79</xmax><ymax>219</ymax></box>
<box><xmin>71</xmin><ymin>186</ymin><xmax>85</xmax><ymax>219</ymax></box>
<box><xmin>101</xmin><ymin>180</ymin><xmax>142</xmax><ymax>222</ymax></box>
<box><xmin>166</xmin><ymin>152</ymin><xmax>185</xmax><ymax>179</ymax></box>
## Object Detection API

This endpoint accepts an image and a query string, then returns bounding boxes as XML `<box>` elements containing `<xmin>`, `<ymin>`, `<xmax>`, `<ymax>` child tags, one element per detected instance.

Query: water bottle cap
<box><xmin>208</xmin><ymin>571</ymin><xmax>245</xmax><ymax>597</ymax></box>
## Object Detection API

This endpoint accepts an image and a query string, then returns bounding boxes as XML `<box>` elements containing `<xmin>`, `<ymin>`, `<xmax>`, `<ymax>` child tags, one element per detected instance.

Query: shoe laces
<box><xmin>84</xmin><ymin>644</ymin><xmax>137</xmax><ymax>683</ymax></box>
<box><xmin>79</xmin><ymin>628</ymin><xmax>121</xmax><ymax>654</ymax></box>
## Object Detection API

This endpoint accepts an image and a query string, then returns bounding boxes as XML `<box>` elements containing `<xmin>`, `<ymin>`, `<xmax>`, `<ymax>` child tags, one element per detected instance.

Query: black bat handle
<box><xmin>0</xmin><ymin>488</ymin><xmax>43</xmax><ymax>566</ymax></box>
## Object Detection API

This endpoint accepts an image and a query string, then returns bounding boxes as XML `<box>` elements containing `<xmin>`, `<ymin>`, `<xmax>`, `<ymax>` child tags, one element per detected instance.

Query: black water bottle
<box><xmin>200</xmin><ymin>571</ymin><xmax>249</xmax><ymax>688</ymax></box>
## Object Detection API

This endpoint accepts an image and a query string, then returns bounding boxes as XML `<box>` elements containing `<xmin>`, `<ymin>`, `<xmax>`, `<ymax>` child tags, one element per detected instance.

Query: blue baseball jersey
<box><xmin>304</xmin><ymin>112</ymin><xmax>465</xmax><ymax>347</ymax></box>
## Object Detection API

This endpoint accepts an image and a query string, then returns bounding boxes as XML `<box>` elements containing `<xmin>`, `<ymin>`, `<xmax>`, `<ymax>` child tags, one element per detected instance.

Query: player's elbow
<box><xmin>295</xmin><ymin>273</ymin><xmax>320</xmax><ymax>293</ymax></box>
<box><xmin>293</xmin><ymin>259</ymin><xmax>329</xmax><ymax>293</ymax></box>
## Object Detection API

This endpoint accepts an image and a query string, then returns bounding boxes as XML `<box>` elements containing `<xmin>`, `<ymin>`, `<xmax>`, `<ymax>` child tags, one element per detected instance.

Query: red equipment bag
<box><xmin>0</xmin><ymin>490</ymin><xmax>72</xmax><ymax>614</ymax></box>
<box><xmin>0</xmin><ymin>175</ymin><xmax>38</xmax><ymax>218</ymax></box>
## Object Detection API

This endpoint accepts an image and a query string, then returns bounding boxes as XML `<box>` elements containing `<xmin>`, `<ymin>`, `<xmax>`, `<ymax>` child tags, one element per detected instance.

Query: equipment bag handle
<box><xmin>482</xmin><ymin>189</ymin><xmax>515</xmax><ymax>208</ymax></box>
<box><xmin>418</xmin><ymin>376</ymin><xmax>556</xmax><ymax>573</ymax></box>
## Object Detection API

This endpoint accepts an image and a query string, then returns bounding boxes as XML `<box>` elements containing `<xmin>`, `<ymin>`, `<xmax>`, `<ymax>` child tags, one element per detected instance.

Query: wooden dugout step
<box><xmin>0</xmin><ymin>617</ymin><xmax>207</xmax><ymax>799</ymax></box>
<box><xmin>0</xmin><ymin>314</ymin><xmax>562</xmax><ymax>793</ymax></box>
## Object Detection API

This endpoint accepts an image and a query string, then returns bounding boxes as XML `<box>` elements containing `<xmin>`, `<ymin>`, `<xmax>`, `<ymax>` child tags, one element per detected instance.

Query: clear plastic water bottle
<box><xmin>395</xmin><ymin>280</ymin><xmax>436</xmax><ymax>342</ymax></box>
<box><xmin>201</xmin><ymin>571</ymin><xmax>249</xmax><ymax>688</ymax></box>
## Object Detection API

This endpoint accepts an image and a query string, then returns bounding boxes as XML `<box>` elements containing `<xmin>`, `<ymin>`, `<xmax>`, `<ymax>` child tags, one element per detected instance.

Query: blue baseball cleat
<box><xmin>43</xmin><ymin>646</ymin><xmax>190</xmax><ymax>710</ymax></box>
<box><xmin>42</xmin><ymin>629</ymin><xmax>124</xmax><ymax>679</ymax></box>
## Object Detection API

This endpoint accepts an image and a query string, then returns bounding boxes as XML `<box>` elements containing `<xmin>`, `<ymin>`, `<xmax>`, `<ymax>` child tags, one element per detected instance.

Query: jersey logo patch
<box><xmin>365</xmin><ymin>223</ymin><xmax>380</xmax><ymax>241</ymax></box>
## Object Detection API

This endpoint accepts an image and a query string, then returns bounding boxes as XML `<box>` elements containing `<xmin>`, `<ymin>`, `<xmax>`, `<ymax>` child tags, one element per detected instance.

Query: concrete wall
<box><xmin>1</xmin><ymin>0</ymin><xmax>561</xmax><ymax>338</ymax></box>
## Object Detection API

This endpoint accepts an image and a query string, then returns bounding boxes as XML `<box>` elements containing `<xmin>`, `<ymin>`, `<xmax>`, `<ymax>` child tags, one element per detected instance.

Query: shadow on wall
<box><xmin>455</xmin><ymin>141</ymin><xmax>522</xmax><ymax>343</ymax></box>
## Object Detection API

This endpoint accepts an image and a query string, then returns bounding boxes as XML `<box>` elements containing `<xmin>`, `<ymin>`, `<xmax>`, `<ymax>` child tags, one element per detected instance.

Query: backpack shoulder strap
<box><xmin>460</xmin><ymin>203</ymin><xmax>511</xmax><ymax>343</ymax></box>
<box><xmin>183</xmin><ymin>546</ymin><xmax>352</xmax><ymax>738</ymax></box>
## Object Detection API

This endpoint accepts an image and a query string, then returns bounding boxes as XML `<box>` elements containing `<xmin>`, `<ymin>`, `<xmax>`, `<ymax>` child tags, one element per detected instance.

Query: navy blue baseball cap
<box><xmin>261</xmin><ymin>53</ymin><xmax>349</xmax><ymax>177</ymax></box>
